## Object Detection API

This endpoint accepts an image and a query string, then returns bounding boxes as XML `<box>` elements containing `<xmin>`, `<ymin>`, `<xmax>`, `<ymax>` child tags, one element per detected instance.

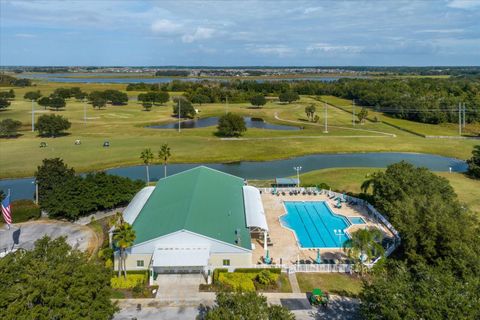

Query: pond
<box><xmin>22</xmin><ymin>73</ymin><xmax>355</xmax><ymax>84</ymax></box>
<box><xmin>146</xmin><ymin>117</ymin><xmax>300</xmax><ymax>130</ymax></box>
<box><xmin>0</xmin><ymin>153</ymin><xmax>467</xmax><ymax>201</ymax></box>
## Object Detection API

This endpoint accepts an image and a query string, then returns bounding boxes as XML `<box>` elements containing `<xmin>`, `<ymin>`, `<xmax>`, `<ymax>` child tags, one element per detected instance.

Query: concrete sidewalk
<box><xmin>114</xmin><ymin>293</ymin><xmax>359</xmax><ymax>320</ymax></box>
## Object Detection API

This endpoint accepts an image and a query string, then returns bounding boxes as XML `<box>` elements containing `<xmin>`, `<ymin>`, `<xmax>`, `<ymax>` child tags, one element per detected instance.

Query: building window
<box><xmin>222</xmin><ymin>259</ymin><xmax>230</xmax><ymax>266</ymax></box>
<box><xmin>136</xmin><ymin>260</ymin><xmax>144</xmax><ymax>267</ymax></box>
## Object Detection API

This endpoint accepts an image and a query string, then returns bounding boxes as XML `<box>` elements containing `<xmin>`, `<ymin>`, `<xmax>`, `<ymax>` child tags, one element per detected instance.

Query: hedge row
<box><xmin>110</xmin><ymin>274</ymin><xmax>146</xmax><ymax>289</ymax></box>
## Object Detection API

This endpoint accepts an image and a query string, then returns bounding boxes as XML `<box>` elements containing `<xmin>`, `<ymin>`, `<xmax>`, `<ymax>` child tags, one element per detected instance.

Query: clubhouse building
<box><xmin>113</xmin><ymin>166</ymin><xmax>268</xmax><ymax>276</ymax></box>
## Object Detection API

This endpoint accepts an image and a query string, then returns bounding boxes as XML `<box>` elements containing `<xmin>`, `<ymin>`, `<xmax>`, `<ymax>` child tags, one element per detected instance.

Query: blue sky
<box><xmin>1</xmin><ymin>0</ymin><xmax>479</xmax><ymax>66</ymax></box>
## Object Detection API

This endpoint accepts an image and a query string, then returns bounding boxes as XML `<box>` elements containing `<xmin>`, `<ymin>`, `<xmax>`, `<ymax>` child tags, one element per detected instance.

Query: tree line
<box><xmin>35</xmin><ymin>158</ymin><xmax>144</xmax><ymax>220</ymax></box>
<box><xmin>127</xmin><ymin>77</ymin><xmax>480</xmax><ymax>124</ymax></box>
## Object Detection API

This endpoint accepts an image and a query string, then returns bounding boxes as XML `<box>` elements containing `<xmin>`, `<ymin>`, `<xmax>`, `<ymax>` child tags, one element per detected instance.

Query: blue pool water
<box><xmin>349</xmin><ymin>217</ymin><xmax>366</xmax><ymax>224</ymax></box>
<box><xmin>281</xmin><ymin>201</ymin><xmax>351</xmax><ymax>248</ymax></box>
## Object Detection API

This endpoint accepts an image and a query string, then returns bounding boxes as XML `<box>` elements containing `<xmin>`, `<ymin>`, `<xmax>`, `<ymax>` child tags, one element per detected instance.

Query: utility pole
<box><xmin>84</xmin><ymin>98</ymin><xmax>87</xmax><ymax>125</ymax></box>
<box><xmin>178</xmin><ymin>99</ymin><xmax>181</xmax><ymax>133</ymax></box>
<box><xmin>458</xmin><ymin>102</ymin><xmax>462</xmax><ymax>136</ymax></box>
<box><xmin>226</xmin><ymin>95</ymin><xmax>228</xmax><ymax>114</ymax></box>
<box><xmin>463</xmin><ymin>103</ymin><xmax>466</xmax><ymax>128</ymax></box>
<box><xmin>352</xmin><ymin>99</ymin><xmax>355</xmax><ymax>126</ymax></box>
<box><xmin>323</xmin><ymin>102</ymin><xmax>328</xmax><ymax>133</ymax></box>
<box><xmin>31</xmin><ymin>99</ymin><xmax>35</xmax><ymax>132</ymax></box>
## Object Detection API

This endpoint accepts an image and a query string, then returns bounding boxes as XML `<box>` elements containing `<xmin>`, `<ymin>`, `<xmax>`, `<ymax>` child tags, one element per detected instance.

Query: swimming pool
<box><xmin>349</xmin><ymin>217</ymin><xmax>366</xmax><ymax>225</ymax></box>
<box><xmin>280</xmin><ymin>201</ymin><xmax>350</xmax><ymax>248</ymax></box>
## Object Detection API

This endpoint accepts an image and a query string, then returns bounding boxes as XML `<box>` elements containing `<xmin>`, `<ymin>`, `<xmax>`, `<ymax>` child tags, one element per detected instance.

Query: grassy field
<box><xmin>319</xmin><ymin>95</ymin><xmax>480</xmax><ymax>137</ymax></box>
<box><xmin>296</xmin><ymin>273</ymin><xmax>363</xmax><ymax>297</ymax></box>
<box><xmin>299</xmin><ymin>168</ymin><xmax>480</xmax><ymax>214</ymax></box>
<box><xmin>0</xmin><ymin>82</ymin><xmax>477</xmax><ymax>178</ymax></box>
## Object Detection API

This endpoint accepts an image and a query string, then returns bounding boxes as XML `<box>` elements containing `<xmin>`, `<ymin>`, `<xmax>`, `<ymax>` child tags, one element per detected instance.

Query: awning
<box><xmin>122</xmin><ymin>186</ymin><xmax>155</xmax><ymax>224</ymax></box>
<box><xmin>152</xmin><ymin>246</ymin><xmax>210</xmax><ymax>267</ymax></box>
<box><xmin>243</xmin><ymin>186</ymin><xmax>269</xmax><ymax>231</ymax></box>
<box><xmin>275</xmin><ymin>178</ymin><xmax>299</xmax><ymax>186</ymax></box>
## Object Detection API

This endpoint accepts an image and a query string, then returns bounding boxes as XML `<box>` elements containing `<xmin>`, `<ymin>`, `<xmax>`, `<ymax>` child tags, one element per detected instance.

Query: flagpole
<box><xmin>7</xmin><ymin>189</ymin><xmax>10</xmax><ymax>229</ymax></box>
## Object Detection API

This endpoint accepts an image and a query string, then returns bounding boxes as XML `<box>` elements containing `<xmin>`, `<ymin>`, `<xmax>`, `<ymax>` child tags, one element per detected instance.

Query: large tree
<box><xmin>113</xmin><ymin>222</ymin><xmax>136</xmax><ymax>278</ymax></box>
<box><xmin>467</xmin><ymin>145</ymin><xmax>480</xmax><ymax>178</ymax></box>
<box><xmin>343</xmin><ymin>228</ymin><xmax>384</xmax><ymax>276</ymax></box>
<box><xmin>172</xmin><ymin>96</ymin><xmax>196</xmax><ymax>118</ymax></box>
<box><xmin>0</xmin><ymin>98</ymin><xmax>11</xmax><ymax>110</ymax></box>
<box><xmin>279</xmin><ymin>91</ymin><xmax>299</xmax><ymax>104</ymax></box>
<box><xmin>37</xmin><ymin>96</ymin><xmax>51</xmax><ymax>110</ymax></box>
<box><xmin>140</xmin><ymin>148</ymin><xmax>154</xmax><ymax>184</ymax></box>
<box><xmin>36</xmin><ymin>114</ymin><xmax>71</xmax><ymax>137</ymax></box>
<box><xmin>360</xmin><ymin>262</ymin><xmax>480</xmax><ymax>320</ymax></box>
<box><xmin>305</xmin><ymin>104</ymin><xmax>316</xmax><ymax>121</ymax></box>
<box><xmin>158</xmin><ymin>143</ymin><xmax>171</xmax><ymax>178</ymax></box>
<box><xmin>0</xmin><ymin>118</ymin><xmax>22</xmax><ymax>137</ymax></box>
<box><xmin>35</xmin><ymin>158</ymin><xmax>143</xmax><ymax>220</ymax></box>
<box><xmin>49</xmin><ymin>96</ymin><xmax>66</xmax><ymax>111</ymax></box>
<box><xmin>23</xmin><ymin>90</ymin><xmax>42</xmax><ymax>101</ymax></box>
<box><xmin>204</xmin><ymin>291</ymin><xmax>294</xmax><ymax>320</ymax></box>
<box><xmin>250</xmin><ymin>94</ymin><xmax>267</xmax><ymax>108</ymax></box>
<box><xmin>362</xmin><ymin>161</ymin><xmax>479</xmax><ymax>275</ymax></box>
<box><xmin>0</xmin><ymin>236</ymin><xmax>117</xmax><ymax>319</ymax></box>
<box><xmin>217</xmin><ymin>112</ymin><xmax>247</xmax><ymax>137</ymax></box>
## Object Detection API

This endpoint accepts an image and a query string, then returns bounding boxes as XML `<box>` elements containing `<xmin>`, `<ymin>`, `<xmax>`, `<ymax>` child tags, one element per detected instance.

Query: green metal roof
<box><xmin>132</xmin><ymin>166</ymin><xmax>251</xmax><ymax>250</ymax></box>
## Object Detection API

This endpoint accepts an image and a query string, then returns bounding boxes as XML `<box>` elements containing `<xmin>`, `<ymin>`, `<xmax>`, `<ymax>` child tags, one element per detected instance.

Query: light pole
<box><xmin>293</xmin><ymin>166</ymin><xmax>302</xmax><ymax>188</ymax></box>
<box><xmin>352</xmin><ymin>99</ymin><xmax>355</xmax><ymax>126</ymax></box>
<box><xmin>178</xmin><ymin>99</ymin><xmax>181</xmax><ymax>133</ymax></box>
<box><xmin>32</xmin><ymin>180</ymin><xmax>39</xmax><ymax>205</ymax></box>
<box><xmin>84</xmin><ymin>98</ymin><xmax>87</xmax><ymax>125</ymax></box>
<box><xmin>323</xmin><ymin>102</ymin><xmax>328</xmax><ymax>133</ymax></box>
<box><xmin>31</xmin><ymin>99</ymin><xmax>35</xmax><ymax>132</ymax></box>
<box><xmin>334</xmin><ymin>229</ymin><xmax>344</xmax><ymax>245</ymax></box>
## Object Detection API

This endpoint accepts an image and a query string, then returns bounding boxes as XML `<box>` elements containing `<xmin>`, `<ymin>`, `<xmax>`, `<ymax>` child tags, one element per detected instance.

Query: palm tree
<box><xmin>158</xmin><ymin>143</ymin><xmax>171</xmax><ymax>178</ymax></box>
<box><xmin>113</xmin><ymin>222</ymin><xmax>136</xmax><ymax>278</ymax></box>
<box><xmin>343</xmin><ymin>228</ymin><xmax>384</xmax><ymax>277</ymax></box>
<box><xmin>140</xmin><ymin>148</ymin><xmax>154</xmax><ymax>184</ymax></box>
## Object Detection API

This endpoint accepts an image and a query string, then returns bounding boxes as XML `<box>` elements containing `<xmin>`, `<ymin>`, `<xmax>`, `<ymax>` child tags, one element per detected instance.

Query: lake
<box><xmin>22</xmin><ymin>73</ymin><xmax>354</xmax><ymax>84</ymax></box>
<box><xmin>147</xmin><ymin>117</ymin><xmax>300</xmax><ymax>130</ymax></box>
<box><xmin>0</xmin><ymin>153</ymin><xmax>467</xmax><ymax>201</ymax></box>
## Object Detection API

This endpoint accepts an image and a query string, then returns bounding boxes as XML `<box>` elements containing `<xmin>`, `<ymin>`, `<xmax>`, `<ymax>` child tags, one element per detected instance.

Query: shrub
<box><xmin>218</xmin><ymin>272</ymin><xmax>256</xmax><ymax>291</ymax></box>
<box><xmin>10</xmin><ymin>200</ymin><xmax>41</xmax><ymax>223</ymax></box>
<box><xmin>213</xmin><ymin>268</ymin><xmax>228</xmax><ymax>283</ymax></box>
<box><xmin>110</xmin><ymin>274</ymin><xmax>146</xmax><ymax>289</ymax></box>
<box><xmin>256</xmin><ymin>270</ymin><xmax>276</xmax><ymax>285</ymax></box>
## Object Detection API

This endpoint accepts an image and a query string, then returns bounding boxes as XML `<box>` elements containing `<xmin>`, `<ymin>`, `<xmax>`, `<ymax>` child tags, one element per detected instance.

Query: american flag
<box><xmin>1</xmin><ymin>194</ymin><xmax>12</xmax><ymax>225</ymax></box>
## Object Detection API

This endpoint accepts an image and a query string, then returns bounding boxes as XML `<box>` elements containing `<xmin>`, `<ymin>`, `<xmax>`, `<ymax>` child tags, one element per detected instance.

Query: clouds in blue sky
<box><xmin>1</xmin><ymin>0</ymin><xmax>479</xmax><ymax>66</ymax></box>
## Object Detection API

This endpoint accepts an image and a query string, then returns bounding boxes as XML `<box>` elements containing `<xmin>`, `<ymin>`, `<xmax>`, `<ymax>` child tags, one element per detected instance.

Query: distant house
<box><xmin>113</xmin><ymin>166</ymin><xmax>268</xmax><ymax>277</ymax></box>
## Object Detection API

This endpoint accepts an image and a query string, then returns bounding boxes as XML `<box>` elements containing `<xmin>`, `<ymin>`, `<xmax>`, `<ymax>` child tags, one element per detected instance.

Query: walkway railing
<box><xmin>260</xmin><ymin>187</ymin><xmax>401</xmax><ymax>262</ymax></box>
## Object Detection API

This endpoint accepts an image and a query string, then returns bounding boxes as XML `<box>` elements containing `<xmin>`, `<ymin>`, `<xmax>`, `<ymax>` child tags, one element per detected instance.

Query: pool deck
<box><xmin>252</xmin><ymin>193</ymin><xmax>394</xmax><ymax>265</ymax></box>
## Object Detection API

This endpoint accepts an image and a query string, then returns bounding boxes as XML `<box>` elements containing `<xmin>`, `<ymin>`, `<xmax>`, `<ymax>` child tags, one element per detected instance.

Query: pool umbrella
<box><xmin>265</xmin><ymin>249</ymin><xmax>271</xmax><ymax>264</ymax></box>
<box><xmin>316</xmin><ymin>249</ymin><xmax>321</xmax><ymax>264</ymax></box>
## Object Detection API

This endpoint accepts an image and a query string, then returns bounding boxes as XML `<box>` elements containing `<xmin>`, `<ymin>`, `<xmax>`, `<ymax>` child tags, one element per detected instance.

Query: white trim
<box><xmin>157</xmin><ymin>165</ymin><xmax>244</xmax><ymax>183</ymax></box>
<box><xmin>128</xmin><ymin>229</ymin><xmax>252</xmax><ymax>253</ymax></box>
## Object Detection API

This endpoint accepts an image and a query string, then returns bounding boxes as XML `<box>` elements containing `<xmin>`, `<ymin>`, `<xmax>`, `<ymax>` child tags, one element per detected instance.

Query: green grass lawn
<box><xmin>0</xmin><ymin>82</ymin><xmax>477</xmax><ymax>178</ymax></box>
<box><xmin>319</xmin><ymin>95</ymin><xmax>479</xmax><ymax>137</ymax></box>
<box><xmin>299</xmin><ymin>168</ymin><xmax>480</xmax><ymax>214</ymax></box>
<box><xmin>296</xmin><ymin>273</ymin><xmax>363</xmax><ymax>297</ymax></box>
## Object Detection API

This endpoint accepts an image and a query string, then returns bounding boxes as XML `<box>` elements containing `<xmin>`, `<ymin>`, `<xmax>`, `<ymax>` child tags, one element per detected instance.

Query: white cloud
<box><xmin>181</xmin><ymin>27</ymin><xmax>215</xmax><ymax>43</ymax></box>
<box><xmin>416</xmin><ymin>28</ymin><xmax>464</xmax><ymax>34</ymax></box>
<box><xmin>306</xmin><ymin>43</ymin><xmax>364</xmax><ymax>54</ymax></box>
<box><xmin>15</xmin><ymin>33</ymin><xmax>36</xmax><ymax>38</ymax></box>
<box><xmin>303</xmin><ymin>7</ymin><xmax>322</xmax><ymax>14</ymax></box>
<box><xmin>447</xmin><ymin>0</ymin><xmax>480</xmax><ymax>9</ymax></box>
<box><xmin>248</xmin><ymin>45</ymin><xmax>295</xmax><ymax>57</ymax></box>
<box><xmin>151</xmin><ymin>19</ymin><xmax>182</xmax><ymax>34</ymax></box>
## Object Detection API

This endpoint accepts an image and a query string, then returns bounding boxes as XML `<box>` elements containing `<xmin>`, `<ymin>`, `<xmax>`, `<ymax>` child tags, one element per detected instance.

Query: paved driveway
<box><xmin>155</xmin><ymin>274</ymin><xmax>207</xmax><ymax>300</ymax></box>
<box><xmin>0</xmin><ymin>220</ymin><xmax>97</xmax><ymax>255</ymax></box>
